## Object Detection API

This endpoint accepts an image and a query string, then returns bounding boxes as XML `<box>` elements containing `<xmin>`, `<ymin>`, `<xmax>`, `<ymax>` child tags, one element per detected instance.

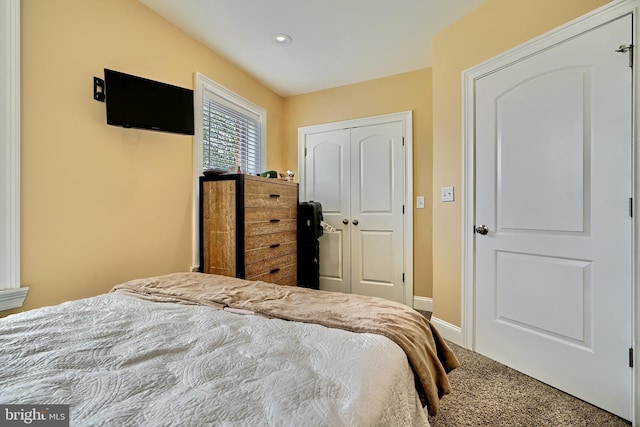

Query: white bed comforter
<box><xmin>0</xmin><ymin>293</ymin><xmax>429</xmax><ymax>426</ymax></box>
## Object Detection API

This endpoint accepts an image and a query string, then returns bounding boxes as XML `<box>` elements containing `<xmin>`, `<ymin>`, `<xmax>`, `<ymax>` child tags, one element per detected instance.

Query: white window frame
<box><xmin>0</xmin><ymin>0</ymin><xmax>27</xmax><ymax>311</ymax></box>
<box><xmin>191</xmin><ymin>73</ymin><xmax>267</xmax><ymax>270</ymax></box>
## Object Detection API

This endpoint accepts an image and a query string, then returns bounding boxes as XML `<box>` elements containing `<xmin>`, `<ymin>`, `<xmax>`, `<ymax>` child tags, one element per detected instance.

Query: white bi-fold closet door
<box><xmin>298</xmin><ymin>114</ymin><xmax>410</xmax><ymax>304</ymax></box>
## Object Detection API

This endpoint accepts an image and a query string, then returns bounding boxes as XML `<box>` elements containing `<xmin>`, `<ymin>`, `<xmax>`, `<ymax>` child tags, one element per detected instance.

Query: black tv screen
<box><xmin>104</xmin><ymin>69</ymin><xmax>194</xmax><ymax>135</ymax></box>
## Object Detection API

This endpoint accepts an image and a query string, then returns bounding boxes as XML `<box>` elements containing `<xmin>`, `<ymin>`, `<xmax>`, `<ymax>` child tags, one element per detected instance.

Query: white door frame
<box><xmin>298</xmin><ymin>111</ymin><xmax>414</xmax><ymax>306</ymax></box>
<box><xmin>461</xmin><ymin>0</ymin><xmax>639</xmax><ymax>423</ymax></box>
<box><xmin>0</xmin><ymin>0</ymin><xmax>27</xmax><ymax>310</ymax></box>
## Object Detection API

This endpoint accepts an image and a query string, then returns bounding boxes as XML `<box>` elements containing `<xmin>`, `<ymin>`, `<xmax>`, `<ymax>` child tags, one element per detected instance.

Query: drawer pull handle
<box><xmin>270</xmin><ymin>219</ymin><xmax>281</xmax><ymax>223</ymax></box>
<box><xmin>269</xmin><ymin>268</ymin><xmax>281</xmax><ymax>274</ymax></box>
<box><xmin>269</xmin><ymin>194</ymin><xmax>280</xmax><ymax>198</ymax></box>
<box><xmin>269</xmin><ymin>243</ymin><xmax>281</xmax><ymax>248</ymax></box>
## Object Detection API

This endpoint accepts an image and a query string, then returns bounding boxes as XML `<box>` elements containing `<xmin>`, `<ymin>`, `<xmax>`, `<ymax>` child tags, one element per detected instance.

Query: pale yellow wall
<box><xmin>10</xmin><ymin>0</ymin><xmax>283</xmax><ymax>315</ymax></box>
<box><xmin>431</xmin><ymin>0</ymin><xmax>612</xmax><ymax>325</ymax></box>
<box><xmin>12</xmin><ymin>0</ymin><xmax>610</xmax><ymax>319</ymax></box>
<box><xmin>281</xmin><ymin>69</ymin><xmax>434</xmax><ymax>298</ymax></box>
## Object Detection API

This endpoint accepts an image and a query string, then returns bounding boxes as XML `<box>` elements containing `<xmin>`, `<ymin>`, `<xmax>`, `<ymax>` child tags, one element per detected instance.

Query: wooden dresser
<box><xmin>199</xmin><ymin>174</ymin><xmax>298</xmax><ymax>286</ymax></box>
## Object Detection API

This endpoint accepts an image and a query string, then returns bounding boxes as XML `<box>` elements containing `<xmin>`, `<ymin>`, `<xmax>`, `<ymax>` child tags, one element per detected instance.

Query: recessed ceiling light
<box><xmin>272</xmin><ymin>33</ymin><xmax>293</xmax><ymax>46</ymax></box>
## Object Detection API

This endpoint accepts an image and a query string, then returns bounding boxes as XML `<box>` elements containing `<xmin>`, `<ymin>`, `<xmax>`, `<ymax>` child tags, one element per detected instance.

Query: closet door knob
<box><xmin>475</xmin><ymin>225</ymin><xmax>489</xmax><ymax>235</ymax></box>
<box><xmin>343</xmin><ymin>218</ymin><xmax>349</xmax><ymax>225</ymax></box>
<box><xmin>352</xmin><ymin>219</ymin><xmax>359</xmax><ymax>225</ymax></box>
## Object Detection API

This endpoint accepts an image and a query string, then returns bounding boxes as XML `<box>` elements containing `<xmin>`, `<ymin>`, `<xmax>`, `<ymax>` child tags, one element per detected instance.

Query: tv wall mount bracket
<box><xmin>93</xmin><ymin>77</ymin><xmax>105</xmax><ymax>102</ymax></box>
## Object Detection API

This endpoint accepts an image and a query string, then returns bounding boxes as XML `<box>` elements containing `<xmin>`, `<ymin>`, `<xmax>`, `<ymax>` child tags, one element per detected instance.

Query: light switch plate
<box><xmin>416</xmin><ymin>196</ymin><xmax>425</xmax><ymax>209</ymax></box>
<box><xmin>441</xmin><ymin>186</ymin><xmax>454</xmax><ymax>202</ymax></box>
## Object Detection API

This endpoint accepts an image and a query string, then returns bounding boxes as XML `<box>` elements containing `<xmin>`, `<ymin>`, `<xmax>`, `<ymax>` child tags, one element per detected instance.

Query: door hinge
<box><xmin>615</xmin><ymin>44</ymin><xmax>634</xmax><ymax>67</ymax></box>
<box><xmin>402</xmin><ymin>273</ymin><xmax>405</xmax><ymax>283</ymax></box>
<box><xmin>402</xmin><ymin>205</ymin><xmax>405</xmax><ymax>214</ymax></box>
<box><xmin>630</xmin><ymin>198</ymin><xmax>633</xmax><ymax>217</ymax></box>
<box><xmin>304</xmin><ymin>147</ymin><xmax>307</xmax><ymax>157</ymax></box>
<box><xmin>402</xmin><ymin>137</ymin><xmax>405</xmax><ymax>146</ymax></box>
<box><xmin>629</xmin><ymin>348</ymin><xmax>634</xmax><ymax>368</ymax></box>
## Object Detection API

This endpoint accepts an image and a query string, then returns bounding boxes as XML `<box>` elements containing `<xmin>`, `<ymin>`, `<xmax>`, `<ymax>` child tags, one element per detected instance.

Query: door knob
<box><xmin>475</xmin><ymin>225</ymin><xmax>489</xmax><ymax>235</ymax></box>
<box><xmin>343</xmin><ymin>218</ymin><xmax>349</xmax><ymax>225</ymax></box>
<box><xmin>352</xmin><ymin>219</ymin><xmax>359</xmax><ymax>225</ymax></box>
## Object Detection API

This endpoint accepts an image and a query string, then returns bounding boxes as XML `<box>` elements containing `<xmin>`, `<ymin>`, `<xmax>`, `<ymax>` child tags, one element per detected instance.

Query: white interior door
<box><xmin>475</xmin><ymin>15</ymin><xmax>633</xmax><ymax>419</ymax></box>
<box><xmin>350</xmin><ymin>123</ymin><xmax>405</xmax><ymax>302</ymax></box>
<box><xmin>302</xmin><ymin>121</ymin><xmax>406</xmax><ymax>303</ymax></box>
<box><xmin>304</xmin><ymin>129</ymin><xmax>351</xmax><ymax>294</ymax></box>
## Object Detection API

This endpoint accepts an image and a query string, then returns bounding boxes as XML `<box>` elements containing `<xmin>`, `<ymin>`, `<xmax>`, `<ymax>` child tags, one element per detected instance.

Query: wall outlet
<box><xmin>441</xmin><ymin>186</ymin><xmax>454</xmax><ymax>202</ymax></box>
<box><xmin>416</xmin><ymin>196</ymin><xmax>425</xmax><ymax>209</ymax></box>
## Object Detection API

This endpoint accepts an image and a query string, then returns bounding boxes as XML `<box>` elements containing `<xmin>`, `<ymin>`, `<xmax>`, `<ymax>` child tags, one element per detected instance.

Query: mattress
<box><xmin>0</xmin><ymin>291</ymin><xmax>431</xmax><ymax>426</ymax></box>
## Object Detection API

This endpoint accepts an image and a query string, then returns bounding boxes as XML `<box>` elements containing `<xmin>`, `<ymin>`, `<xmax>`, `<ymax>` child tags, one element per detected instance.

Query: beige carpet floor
<box><xmin>428</xmin><ymin>342</ymin><xmax>631</xmax><ymax>427</ymax></box>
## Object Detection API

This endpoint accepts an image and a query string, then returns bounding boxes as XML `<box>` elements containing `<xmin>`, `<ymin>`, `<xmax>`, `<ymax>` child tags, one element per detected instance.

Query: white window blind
<box><xmin>202</xmin><ymin>90</ymin><xmax>262</xmax><ymax>175</ymax></box>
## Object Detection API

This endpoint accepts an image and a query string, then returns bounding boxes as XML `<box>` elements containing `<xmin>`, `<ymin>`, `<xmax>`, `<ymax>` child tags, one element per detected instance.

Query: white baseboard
<box><xmin>413</xmin><ymin>296</ymin><xmax>432</xmax><ymax>312</ymax></box>
<box><xmin>0</xmin><ymin>287</ymin><xmax>29</xmax><ymax>312</ymax></box>
<box><xmin>430</xmin><ymin>316</ymin><xmax>463</xmax><ymax>346</ymax></box>
<box><xmin>412</xmin><ymin>299</ymin><xmax>463</xmax><ymax>347</ymax></box>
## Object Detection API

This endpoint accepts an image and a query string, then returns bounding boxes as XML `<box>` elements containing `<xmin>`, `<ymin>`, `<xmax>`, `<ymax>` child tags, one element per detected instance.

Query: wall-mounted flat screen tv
<box><xmin>104</xmin><ymin>69</ymin><xmax>195</xmax><ymax>135</ymax></box>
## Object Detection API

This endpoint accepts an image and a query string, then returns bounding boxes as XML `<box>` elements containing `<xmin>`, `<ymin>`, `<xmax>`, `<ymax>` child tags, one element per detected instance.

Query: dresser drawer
<box><xmin>245</xmin><ymin>230</ymin><xmax>296</xmax><ymax>251</ymax></box>
<box><xmin>273</xmin><ymin>273</ymin><xmax>298</xmax><ymax>287</ymax></box>
<box><xmin>247</xmin><ymin>262</ymin><xmax>297</xmax><ymax>286</ymax></box>
<box><xmin>245</xmin><ymin>240</ymin><xmax>296</xmax><ymax>265</ymax></box>
<box><xmin>245</xmin><ymin>207</ymin><xmax>295</xmax><ymax>222</ymax></box>
<box><xmin>244</xmin><ymin>180</ymin><xmax>297</xmax><ymax>209</ymax></box>
<box><xmin>245</xmin><ymin>252</ymin><xmax>296</xmax><ymax>278</ymax></box>
<box><xmin>245</xmin><ymin>219</ymin><xmax>296</xmax><ymax>236</ymax></box>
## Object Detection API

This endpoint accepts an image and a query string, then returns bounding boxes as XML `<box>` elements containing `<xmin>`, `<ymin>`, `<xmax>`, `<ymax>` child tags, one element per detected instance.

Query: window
<box><xmin>195</xmin><ymin>73</ymin><xmax>266</xmax><ymax>176</ymax></box>
<box><xmin>202</xmin><ymin>92</ymin><xmax>263</xmax><ymax>175</ymax></box>
<box><xmin>192</xmin><ymin>73</ymin><xmax>266</xmax><ymax>269</ymax></box>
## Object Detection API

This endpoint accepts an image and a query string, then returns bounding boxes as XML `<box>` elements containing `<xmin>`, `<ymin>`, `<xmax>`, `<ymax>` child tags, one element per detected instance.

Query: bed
<box><xmin>0</xmin><ymin>272</ymin><xmax>458</xmax><ymax>426</ymax></box>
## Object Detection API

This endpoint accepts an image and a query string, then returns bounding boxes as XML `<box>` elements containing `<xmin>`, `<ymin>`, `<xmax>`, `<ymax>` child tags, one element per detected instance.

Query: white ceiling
<box><xmin>138</xmin><ymin>0</ymin><xmax>485</xmax><ymax>97</ymax></box>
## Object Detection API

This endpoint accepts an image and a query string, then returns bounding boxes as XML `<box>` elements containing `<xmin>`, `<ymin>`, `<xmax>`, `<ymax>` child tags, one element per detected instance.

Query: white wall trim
<box><xmin>298</xmin><ymin>111</ymin><xmax>414</xmax><ymax>307</ymax></box>
<box><xmin>0</xmin><ymin>288</ymin><xmax>28</xmax><ymax>311</ymax></box>
<box><xmin>0</xmin><ymin>0</ymin><xmax>27</xmax><ymax>310</ymax></box>
<box><xmin>430</xmin><ymin>317</ymin><xmax>463</xmax><ymax>347</ymax></box>
<box><xmin>413</xmin><ymin>296</ymin><xmax>432</xmax><ymax>312</ymax></box>
<box><xmin>461</xmin><ymin>0</ymin><xmax>639</xmax><ymax>423</ymax></box>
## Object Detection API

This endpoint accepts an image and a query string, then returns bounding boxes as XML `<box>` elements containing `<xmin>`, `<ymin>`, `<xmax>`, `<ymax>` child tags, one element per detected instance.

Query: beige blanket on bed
<box><xmin>111</xmin><ymin>272</ymin><xmax>459</xmax><ymax>416</ymax></box>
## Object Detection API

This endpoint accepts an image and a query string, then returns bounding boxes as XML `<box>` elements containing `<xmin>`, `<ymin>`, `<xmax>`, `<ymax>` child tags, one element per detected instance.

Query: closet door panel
<box><xmin>304</xmin><ymin>129</ymin><xmax>351</xmax><ymax>294</ymax></box>
<box><xmin>351</xmin><ymin>122</ymin><xmax>405</xmax><ymax>303</ymax></box>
